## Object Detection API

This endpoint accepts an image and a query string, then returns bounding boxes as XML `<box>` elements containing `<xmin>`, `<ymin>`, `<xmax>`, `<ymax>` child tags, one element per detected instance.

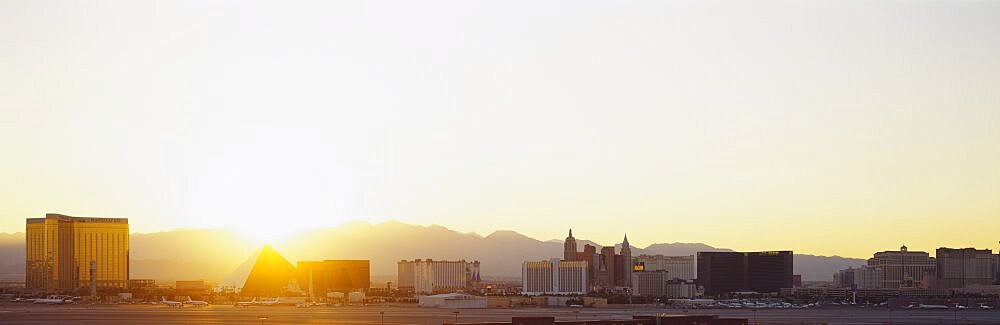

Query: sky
<box><xmin>1</xmin><ymin>0</ymin><xmax>999</xmax><ymax>259</ymax></box>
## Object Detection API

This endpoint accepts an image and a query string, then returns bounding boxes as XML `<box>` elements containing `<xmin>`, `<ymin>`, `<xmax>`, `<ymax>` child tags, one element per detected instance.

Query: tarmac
<box><xmin>2</xmin><ymin>303</ymin><xmax>1000</xmax><ymax>324</ymax></box>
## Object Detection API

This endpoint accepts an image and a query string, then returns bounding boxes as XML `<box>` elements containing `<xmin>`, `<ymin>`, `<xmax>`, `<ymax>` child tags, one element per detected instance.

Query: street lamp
<box><xmin>379</xmin><ymin>311</ymin><xmax>385</xmax><ymax>325</ymax></box>
<box><xmin>752</xmin><ymin>308</ymin><xmax>758</xmax><ymax>325</ymax></box>
<box><xmin>257</xmin><ymin>314</ymin><xmax>268</xmax><ymax>325</ymax></box>
<box><xmin>452</xmin><ymin>310</ymin><xmax>459</xmax><ymax>323</ymax></box>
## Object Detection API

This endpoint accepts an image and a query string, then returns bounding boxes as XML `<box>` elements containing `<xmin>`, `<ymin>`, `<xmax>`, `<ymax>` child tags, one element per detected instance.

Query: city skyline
<box><xmin>3</xmin><ymin>0</ymin><xmax>1000</xmax><ymax>260</ymax></box>
<box><xmin>3</xmin><ymin>0</ymin><xmax>1000</xmax><ymax>323</ymax></box>
<box><xmin>5</xmin><ymin>214</ymin><xmax>998</xmax><ymax>262</ymax></box>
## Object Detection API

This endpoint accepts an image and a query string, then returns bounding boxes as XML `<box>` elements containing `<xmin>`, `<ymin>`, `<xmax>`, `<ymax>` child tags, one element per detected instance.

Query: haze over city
<box><xmin>3</xmin><ymin>1</ymin><xmax>1000</xmax><ymax>259</ymax></box>
<box><xmin>4</xmin><ymin>1</ymin><xmax>1000</xmax><ymax>324</ymax></box>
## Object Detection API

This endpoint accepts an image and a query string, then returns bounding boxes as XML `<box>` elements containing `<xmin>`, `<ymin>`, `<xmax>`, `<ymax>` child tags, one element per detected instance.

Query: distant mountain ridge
<box><xmin>0</xmin><ymin>221</ymin><xmax>865</xmax><ymax>282</ymax></box>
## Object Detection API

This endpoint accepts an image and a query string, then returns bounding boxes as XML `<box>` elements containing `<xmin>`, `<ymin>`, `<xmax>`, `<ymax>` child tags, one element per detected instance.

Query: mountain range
<box><xmin>0</xmin><ymin>221</ymin><xmax>865</xmax><ymax>282</ymax></box>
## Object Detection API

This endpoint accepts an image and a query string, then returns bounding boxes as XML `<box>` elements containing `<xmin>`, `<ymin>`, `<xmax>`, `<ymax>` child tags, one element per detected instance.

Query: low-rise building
<box><xmin>666</xmin><ymin>280</ymin><xmax>700</xmax><ymax>299</ymax></box>
<box><xmin>631</xmin><ymin>271</ymin><xmax>699</xmax><ymax>298</ymax></box>
<box><xmin>175</xmin><ymin>280</ymin><xmax>209</xmax><ymax>297</ymax></box>
<box><xmin>418</xmin><ymin>293</ymin><xmax>486</xmax><ymax>308</ymax></box>
<box><xmin>128</xmin><ymin>279</ymin><xmax>156</xmax><ymax>290</ymax></box>
<box><xmin>781</xmin><ymin>287</ymin><xmax>951</xmax><ymax>301</ymax></box>
<box><xmin>631</xmin><ymin>270</ymin><xmax>669</xmax><ymax>296</ymax></box>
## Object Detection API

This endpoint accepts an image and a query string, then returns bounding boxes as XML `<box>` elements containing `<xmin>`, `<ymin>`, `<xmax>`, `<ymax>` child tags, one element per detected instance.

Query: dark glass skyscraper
<box><xmin>697</xmin><ymin>251</ymin><xmax>793</xmax><ymax>296</ymax></box>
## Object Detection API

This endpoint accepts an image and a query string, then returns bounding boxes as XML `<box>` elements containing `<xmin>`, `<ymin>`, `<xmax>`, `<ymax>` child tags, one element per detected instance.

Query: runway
<box><xmin>2</xmin><ymin>303</ymin><xmax>1000</xmax><ymax>324</ymax></box>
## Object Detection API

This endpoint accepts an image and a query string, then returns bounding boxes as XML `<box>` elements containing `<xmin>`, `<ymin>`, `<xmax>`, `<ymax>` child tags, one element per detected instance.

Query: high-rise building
<box><xmin>25</xmin><ymin>214</ymin><xmax>129</xmax><ymax>293</ymax></box>
<box><xmin>522</xmin><ymin>258</ymin><xmax>588</xmax><ymax>295</ymax></box>
<box><xmin>297</xmin><ymin>260</ymin><xmax>370</xmax><ymax>296</ymax></box>
<box><xmin>397</xmin><ymin>261</ymin><xmax>415</xmax><ymax>291</ymax></box>
<box><xmin>556</xmin><ymin>260</ymin><xmax>588</xmax><ymax>294</ymax></box>
<box><xmin>563</xmin><ymin>229</ymin><xmax>577</xmax><ymax>261</ymax></box>
<box><xmin>867</xmin><ymin>245</ymin><xmax>936</xmax><ymax>288</ymax></box>
<box><xmin>619</xmin><ymin>234</ymin><xmax>632</xmax><ymax>289</ymax></box>
<box><xmin>634</xmin><ymin>255</ymin><xmax>695</xmax><ymax>280</ymax></box>
<box><xmin>521</xmin><ymin>261</ymin><xmax>552</xmax><ymax>294</ymax></box>
<box><xmin>994</xmin><ymin>253</ymin><xmax>1000</xmax><ymax>285</ymax></box>
<box><xmin>576</xmin><ymin>244</ymin><xmax>600</xmax><ymax>287</ymax></box>
<box><xmin>833</xmin><ymin>266</ymin><xmax>882</xmax><ymax>289</ymax></box>
<box><xmin>397</xmin><ymin>259</ymin><xmax>480</xmax><ymax>294</ymax></box>
<box><xmin>935</xmin><ymin>247</ymin><xmax>993</xmax><ymax>289</ymax></box>
<box><xmin>599</xmin><ymin>246</ymin><xmax>616</xmax><ymax>287</ymax></box>
<box><xmin>697</xmin><ymin>251</ymin><xmax>793</xmax><ymax>296</ymax></box>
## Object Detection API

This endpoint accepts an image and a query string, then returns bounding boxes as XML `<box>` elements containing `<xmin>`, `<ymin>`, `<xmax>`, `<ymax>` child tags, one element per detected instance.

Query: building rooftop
<box><xmin>27</xmin><ymin>213</ymin><xmax>128</xmax><ymax>224</ymax></box>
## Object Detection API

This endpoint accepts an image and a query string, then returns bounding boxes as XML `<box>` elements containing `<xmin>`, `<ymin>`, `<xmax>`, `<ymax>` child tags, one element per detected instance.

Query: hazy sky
<box><xmin>2</xmin><ymin>0</ymin><xmax>999</xmax><ymax>258</ymax></box>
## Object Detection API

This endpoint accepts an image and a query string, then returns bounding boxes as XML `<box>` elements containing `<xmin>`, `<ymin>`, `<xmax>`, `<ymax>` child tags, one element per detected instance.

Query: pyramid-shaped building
<box><xmin>218</xmin><ymin>245</ymin><xmax>301</xmax><ymax>296</ymax></box>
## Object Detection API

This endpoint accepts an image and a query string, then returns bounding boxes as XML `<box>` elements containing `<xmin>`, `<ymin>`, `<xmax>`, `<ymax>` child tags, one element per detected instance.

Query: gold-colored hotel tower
<box><xmin>25</xmin><ymin>213</ymin><xmax>129</xmax><ymax>293</ymax></box>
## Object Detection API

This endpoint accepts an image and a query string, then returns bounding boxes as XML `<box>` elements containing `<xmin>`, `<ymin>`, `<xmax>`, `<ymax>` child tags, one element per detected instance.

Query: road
<box><xmin>2</xmin><ymin>303</ymin><xmax>999</xmax><ymax>324</ymax></box>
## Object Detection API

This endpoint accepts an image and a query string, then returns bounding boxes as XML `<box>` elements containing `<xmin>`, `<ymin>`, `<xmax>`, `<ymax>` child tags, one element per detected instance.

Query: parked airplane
<box><xmin>918</xmin><ymin>304</ymin><xmax>949</xmax><ymax>310</ymax></box>
<box><xmin>258</xmin><ymin>297</ymin><xmax>307</xmax><ymax>306</ymax></box>
<box><xmin>185</xmin><ymin>296</ymin><xmax>209</xmax><ymax>307</ymax></box>
<box><xmin>161</xmin><ymin>297</ymin><xmax>183</xmax><ymax>308</ymax></box>
<box><xmin>235</xmin><ymin>297</ymin><xmax>257</xmax><ymax>307</ymax></box>
<box><xmin>32</xmin><ymin>295</ymin><xmax>72</xmax><ymax>305</ymax></box>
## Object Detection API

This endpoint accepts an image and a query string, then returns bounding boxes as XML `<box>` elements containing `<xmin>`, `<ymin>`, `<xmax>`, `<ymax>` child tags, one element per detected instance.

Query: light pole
<box><xmin>257</xmin><ymin>315</ymin><xmax>268</xmax><ymax>325</ymax></box>
<box><xmin>380</xmin><ymin>311</ymin><xmax>385</xmax><ymax>325</ymax></box>
<box><xmin>452</xmin><ymin>310</ymin><xmax>459</xmax><ymax>323</ymax></box>
<box><xmin>752</xmin><ymin>308</ymin><xmax>757</xmax><ymax>325</ymax></box>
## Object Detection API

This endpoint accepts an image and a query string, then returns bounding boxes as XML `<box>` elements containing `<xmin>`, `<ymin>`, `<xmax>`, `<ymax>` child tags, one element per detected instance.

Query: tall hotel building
<box><xmin>297</xmin><ymin>260</ymin><xmax>371</xmax><ymax>294</ymax></box>
<box><xmin>833</xmin><ymin>266</ymin><xmax>882</xmax><ymax>289</ymax></box>
<box><xmin>634</xmin><ymin>255</ymin><xmax>695</xmax><ymax>280</ymax></box>
<box><xmin>935</xmin><ymin>247</ymin><xmax>994</xmax><ymax>288</ymax></box>
<box><xmin>867</xmin><ymin>245</ymin><xmax>936</xmax><ymax>288</ymax></box>
<box><xmin>397</xmin><ymin>259</ymin><xmax>481</xmax><ymax>294</ymax></box>
<box><xmin>697</xmin><ymin>251</ymin><xmax>793</xmax><ymax>296</ymax></box>
<box><xmin>521</xmin><ymin>258</ymin><xmax>588</xmax><ymax>295</ymax></box>
<box><xmin>25</xmin><ymin>214</ymin><xmax>129</xmax><ymax>293</ymax></box>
